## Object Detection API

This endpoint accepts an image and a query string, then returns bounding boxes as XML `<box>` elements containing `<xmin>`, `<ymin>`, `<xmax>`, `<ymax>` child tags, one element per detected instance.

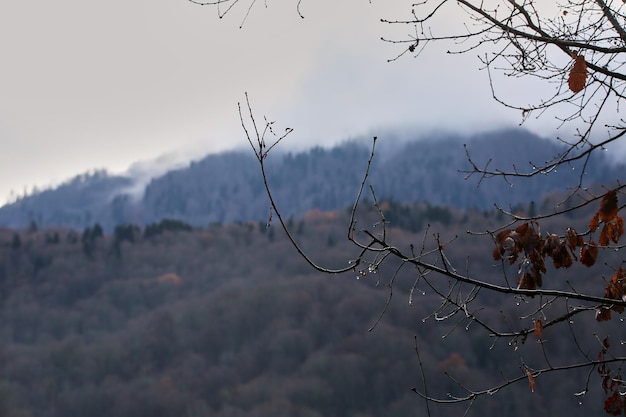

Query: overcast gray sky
<box><xmin>0</xmin><ymin>0</ymin><xmax>571</xmax><ymax>204</ymax></box>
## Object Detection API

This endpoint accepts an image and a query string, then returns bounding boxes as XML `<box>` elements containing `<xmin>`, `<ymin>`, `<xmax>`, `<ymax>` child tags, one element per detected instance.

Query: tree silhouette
<box><xmin>190</xmin><ymin>0</ymin><xmax>626</xmax><ymax>415</ymax></box>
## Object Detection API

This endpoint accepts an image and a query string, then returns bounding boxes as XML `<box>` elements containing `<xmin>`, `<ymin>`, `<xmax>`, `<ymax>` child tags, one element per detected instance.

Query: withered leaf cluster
<box><xmin>494</xmin><ymin>222</ymin><xmax>542</xmax><ymax>290</ymax></box>
<box><xmin>493</xmin><ymin>190</ymin><xmax>624</xmax><ymax>319</ymax></box>
<box><xmin>493</xmin><ymin>221</ymin><xmax>584</xmax><ymax>291</ymax></box>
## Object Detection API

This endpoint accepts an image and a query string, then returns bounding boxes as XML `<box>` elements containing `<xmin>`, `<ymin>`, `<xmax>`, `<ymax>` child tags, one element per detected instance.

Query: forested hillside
<box><xmin>1</xmin><ymin>128</ymin><xmax>622</xmax><ymax>230</ymax></box>
<box><xmin>0</xmin><ymin>199</ymin><xmax>621</xmax><ymax>417</ymax></box>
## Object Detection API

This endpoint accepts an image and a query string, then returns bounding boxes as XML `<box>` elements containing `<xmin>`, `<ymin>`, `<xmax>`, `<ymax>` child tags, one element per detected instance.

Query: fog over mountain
<box><xmin>0</xmin><ymin>128</ymin><xmax>620</xmax><ymax>231</ymax></box>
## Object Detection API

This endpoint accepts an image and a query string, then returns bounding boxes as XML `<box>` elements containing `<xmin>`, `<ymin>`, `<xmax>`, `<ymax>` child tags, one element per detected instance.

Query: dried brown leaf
<box><xmin>580</xmin><ymin>241</ymin><xmax>598</xmax><ymax>267</ymax></box>
<box><xmin>516</xmin><ymin>223</ymin><xmax>541</xmax><ymax>253</ymax></box>
<box><xmin>596</xmin><ymin>307</ymin><xmax>612</xmax><ymax>322</ymax></box>
<box><xmin>533</xmin><ymin>319</ymin><xmax>543</xmax><ymax>340</ymax></box>
<box><xmin>599</xmin><ymin>217</ymin><xmax>624</xmax><ymax>246</ymax></box>
<box><xmin>600</xmin><ymin>225</ymin><xmax>610</xmax><ymax>247</ymax></box>
<box><xmin>609</xmin><ymin>216</ymin><xmax>624</xmax><ymax>243</ymax></box>
<box><xmin>543</xmin><ymin>234</ymin><xmax>572</xmax><ymax>268</ymax></box>
<box><xmin>525</xmin><ymin>367</ymin><xmax>536</xmax><ymax>392</ymax></box>
<box><xmin>565</xmin><ymin>228</ymin><xmax>583</xmax><ymax>249</ymax></box>
<box><xmin>493</xmin><ymin>229</ymin><xmax>511</xmax><ymax>260</ymax></box>
<box><xmin>599</xmin><ymin>190</ymin><xmax>619</xmax><ymax>222</ymax></box>
<box><xmin>605</xmin><ymin>267</ymin><xmax>626</xmax><ymax>313</ymax></box>
<box><xmin>568</xmin><ymin>55</ymin><xmax>587</xmax><ymax>93</ymax></box>
<box><xmin>590</xmin><ymin>212</ymin><xmax>600</xmax><ymax>233</ymax></box>
<box><xmin>604</xmin><ymin>390</ymin><xmax>624</xmax><ymax>415</ymax></box>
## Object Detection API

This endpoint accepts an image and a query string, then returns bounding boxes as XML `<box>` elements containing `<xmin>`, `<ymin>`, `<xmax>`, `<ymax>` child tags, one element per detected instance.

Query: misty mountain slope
<box><xmin>141</xmin><ymin>144</ymin><xmax>372</xmax><ymax>225</ymax></box>
<box><xmin>142</xmin><ymin>151</ymin><xmax>266</xmax><ymax>225</ymax></box>
<box><xmin>0</xmin><ymin>128</ymin><xmax>621</xmax><ymax>230</ymax></box>
<box><xmin>0</xmin><ymin>170</ymin><xmax>134</xmax><ymax>230</ymax></box>
<box><xmin>371</xmin><ymin>129</ymin><xmax>607</xmax><ymax>209</ymax></box>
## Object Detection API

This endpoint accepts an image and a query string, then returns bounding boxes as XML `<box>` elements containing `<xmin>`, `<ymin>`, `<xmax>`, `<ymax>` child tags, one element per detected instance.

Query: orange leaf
<box><xmin>515</xmin><ymin>222</ymin><xmax>541</xmax><ymax>253</ymax></box>
<box><xmin>609</xmin><ymin>216</ymin><xmax>624</xmax><ymax>243</ymax></box>
<box><xmin>568</xmin><ymin>54</ymin><xmax>587</xmax><ymax>93</ymax></box>
<box><xmin>543</xmin><ymin>233</ymin><xmax>561</xmax><ymax>254</ymax></box>
<box><xmin>565</xmin><ymin>227</ymin><xmax>583</xmax><ymax>251</ymax></box>
<box><xmin>600</xmin><ymin>225</ymin><xmax>610</xmax><ymax>247</ymax></box>
<box><xmin>580</xmin><ymin>241</ymin><xmax>598</xmax><ymax>267</ymax></box>
<box><xmin>493</xmin><ymin>229</ymin><xmax>511</xmax><ymax>260</ymax></box>
<box><xmin>525</xmin><ymin>367</ymin><xmax>536</xmax><ymax>392</ymax></box>
<box><xmin>494</xmin><ymin>229</ymin><xmax>512</xmax><ymax>245</ymax></box>
<box><xmin>604</xmin><ymin>267</ymin><xmax>626</xmax><ymax>313</ymax></box>
<box><xmin>599</xmin><ymin>217</ymin><xmax>624</xmax><ymax>246</ymax></box>
<box><xmin>557</xmin><ymin>248</ymin><xmax>573</xmax><ymax>268</ymax></box>
<box><xmin>493</xmin><ymin>229</ymin><xmax>518</xmax><ymax>263</ymax></box>
<box><xmin>533</xmin><ymin>319</ymin><xmax>543</xmax><ymax>339</ymax></box>
<box><xmin>599</xmin><ymin>190</ymin><xmax>619</xmax><ymax>222</ymax></box>
<box><xmin>543</xmin><ymin>234</ymin><xmax>572</xmax><ymax>268</ymax></box>
<box><xmin>590</xmin><ymin>212</ymin><xmax>600</xmax><ymax>233</ymax></box>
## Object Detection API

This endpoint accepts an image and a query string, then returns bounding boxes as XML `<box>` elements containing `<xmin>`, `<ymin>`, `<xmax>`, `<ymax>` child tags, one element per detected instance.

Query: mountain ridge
<box><xmin>0</xmin><ymin>128</ymin><xmax>621</xmax><ymax>230</ymax></box>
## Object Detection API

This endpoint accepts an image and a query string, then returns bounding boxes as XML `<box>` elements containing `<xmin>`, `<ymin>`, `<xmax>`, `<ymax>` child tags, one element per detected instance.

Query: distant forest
<box><xmin>0</xmin><ymin>128</ymin><xmax>622</xmax><ymax>231</ymax></box>
<box><xmin>0</xmin><ymin>197</ymin><xmax>622</xmax><ymax>417</ymax></box>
